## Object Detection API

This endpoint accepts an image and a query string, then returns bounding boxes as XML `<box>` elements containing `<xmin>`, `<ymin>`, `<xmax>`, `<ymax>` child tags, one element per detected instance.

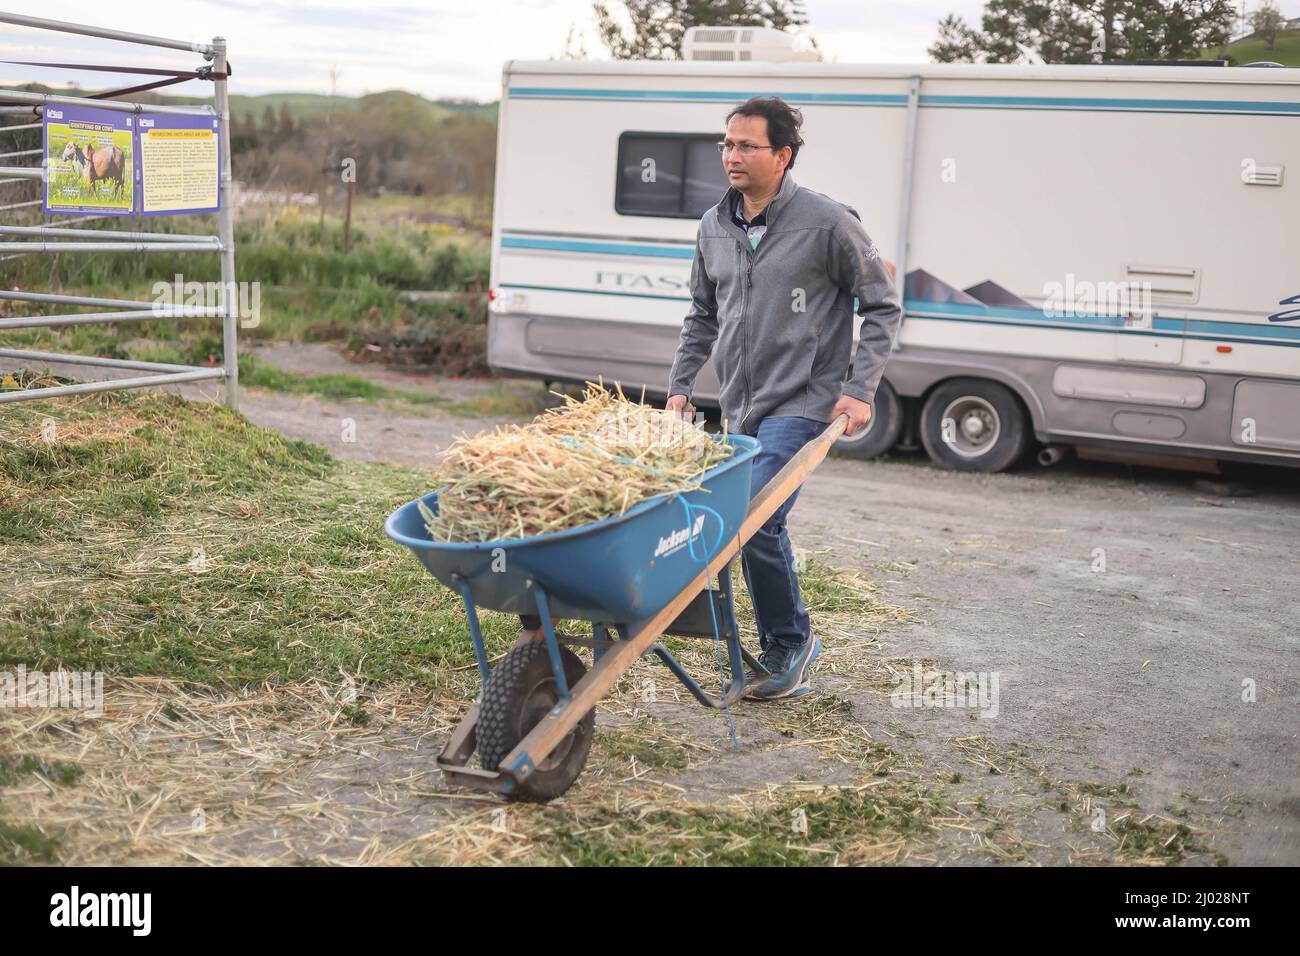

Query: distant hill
<box><xmin>0</xmin><ymin>83</ymin><xmax>497</xmax><ymax>124</ymax></box>
<box><xmin>227</xmin><ymin>90</ymin><xmax>497</xmax><ymax>125</ymax></box>
<box><xmin>1203</xmin><ymin>27</ymin><xmax>1300</xmax><ymax>66</ymax></box>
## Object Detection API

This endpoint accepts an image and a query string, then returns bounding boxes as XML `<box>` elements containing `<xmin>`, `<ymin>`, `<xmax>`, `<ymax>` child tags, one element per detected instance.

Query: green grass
<box><xmin>594</xmin><ymin>727</ymin><xmax>690</xmax><ymax>771</ymax></box>
<box><xmin>0</xmin><ymin>820</ymin><xmax>59</xmax><ymax>864</ymax></box>
<box><xmin>530</xmin><ymin>783</ymin><xmax>937</xmax><ymax>866</ymax></box>
<box><xmin>0</xmin><ymin>390</ymin><xmax>523</xmax><ymax>689</ymax></box>
<box><xmin>231</xmin><ymin>350</ymin><xmax>536</xmax><ymax>416</ymax></box>
<box><xmin>0</xmin><ymin>208</ymin><xmax>488</xmax><ymax>344</ymax></box>
<box><xmin>1204</xmin><ymin>27</ymin><xmax>1300</xmax><ymax>65</ymax></box>
<box><xmin>0</xmin><ymin>755</ymin><xmax>82</xmax><ymax>787</ymax></box>
<box><xmin>236</xmin><ymin>352</ymin><xmax>445</xmax><ymax>405</ymax></box>
<box><xmin>1109</xmin><ymin>814</ymin><xmax>1208</xmax><ymax>863</ymax></box>
<box><xmin>234</xmin><ymin>352</ymin><xmax>543</xmax><ymax>417</ymax></box>
<box><xmin>60</xmin><ymin>208</ymin><xmax>489</xmax><ymax>293</ymax></box>
<box><xmin>215</xmin><ymin>90</ymin><xmax>497</xmax><ymax>126</ymax></box>
<box><xmin>0</xmin><ymin>756</ymin><xmax>79</xmax><ymax>865</ymax></box>
<box><xmin>442</xmin><ymin>385</ymin><xmax>550</xmax><ymax>419</ymax></box>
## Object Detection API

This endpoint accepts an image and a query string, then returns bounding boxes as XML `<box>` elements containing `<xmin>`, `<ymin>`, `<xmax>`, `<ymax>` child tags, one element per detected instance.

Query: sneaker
<box><xmin>743</xmin><ymin>635</ymin><xmax>819</xmax><ymax>685</ymax></box>
<box><xmin>744</xmin><ymin>635</ymin><xmax>821</xmax><ymax>701</ymax></box>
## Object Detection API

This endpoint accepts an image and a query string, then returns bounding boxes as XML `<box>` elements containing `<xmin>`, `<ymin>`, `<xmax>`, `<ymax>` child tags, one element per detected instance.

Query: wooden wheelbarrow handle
<box><xmin>486</xmin><ymin>414</ymin><xmax>849</xmax><ymax>784</ymax></box>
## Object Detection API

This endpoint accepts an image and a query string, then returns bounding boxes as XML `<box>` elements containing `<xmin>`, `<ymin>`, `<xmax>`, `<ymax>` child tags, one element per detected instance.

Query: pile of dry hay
<box><xmin>420</xmin><ymin>383</ymin><xmax>733</xmax><ymax>542</ymax></box>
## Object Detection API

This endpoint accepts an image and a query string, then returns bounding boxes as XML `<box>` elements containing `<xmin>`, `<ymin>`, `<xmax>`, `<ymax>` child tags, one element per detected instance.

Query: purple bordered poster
<box><xmin>43</xmin><ymin>104</ymin><xmax>136</xmax><ymax>216</ymax></box>
<box><xmin>138</xmin><ymin>113</ymin><xmax>221</xmax><ymax>216</ymax></box>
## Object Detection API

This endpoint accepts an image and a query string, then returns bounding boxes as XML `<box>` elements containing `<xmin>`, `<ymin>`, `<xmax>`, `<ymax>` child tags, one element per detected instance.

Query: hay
<box><xmin>422</xmin><ymin>382</ymin><xmax>734</xmax><ymax>542</ymax></box>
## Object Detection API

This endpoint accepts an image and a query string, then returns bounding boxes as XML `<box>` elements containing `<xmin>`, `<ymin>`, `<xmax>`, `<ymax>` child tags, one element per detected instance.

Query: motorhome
<box><xmin>487</xmin><ymin>29</ymin><xmax>1300</xmax><ymax>472</ymax></box>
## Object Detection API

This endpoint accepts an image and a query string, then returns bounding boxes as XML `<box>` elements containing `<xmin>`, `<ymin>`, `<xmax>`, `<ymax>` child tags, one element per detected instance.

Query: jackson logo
<box><xmin>653</xmin><ymin>514</ymin><xmax>706</xmax><ymax>558</ymax></box>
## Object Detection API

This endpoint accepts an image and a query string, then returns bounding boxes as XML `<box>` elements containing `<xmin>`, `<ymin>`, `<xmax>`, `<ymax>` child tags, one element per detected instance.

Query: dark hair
<box><xmin>725</xmin><ymin>96</ymin><xmax>805</xmax><ymax>169</ymax></box>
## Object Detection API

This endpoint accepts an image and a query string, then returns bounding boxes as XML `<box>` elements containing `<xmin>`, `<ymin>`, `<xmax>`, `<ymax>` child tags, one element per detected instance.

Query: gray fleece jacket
<box><xmin>666</xmin><ymin>171</ymin><xmax>902</xmax><ymax>436</ymax></box>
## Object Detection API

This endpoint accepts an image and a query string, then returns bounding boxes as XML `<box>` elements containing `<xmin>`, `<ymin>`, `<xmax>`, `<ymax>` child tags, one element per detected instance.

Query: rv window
<box><xmin>615</xmin><ymin>133</ymin><xmax>729</xmax><ymax>219</ymax></box>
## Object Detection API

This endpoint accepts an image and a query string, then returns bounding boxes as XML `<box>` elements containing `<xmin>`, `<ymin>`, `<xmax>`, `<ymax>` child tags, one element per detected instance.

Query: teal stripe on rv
<box><xmin>506</xmin><ymin>87</ymin><xmax>1300</xmax><ymax>116</ymax></box>
<box><xmin>901</xmin><ymin>300</ymin><xmax>1300</xmax><ymax>343</ymax></box>
<box><xmin>501</xmin><ymin>236</ymin><xmax>695</xmax><ymax>259</ymax></box>
<box><xmin>903</xmin><ymin>312</ymin><xmax>1300</xmax><ymax>349</ymax></box>
<box><xmin>501</xmin><ymin>282</ymin><xmax>690</xmax><ymax>303</ymax></box>
<box><xmin>495</xmin><ymin>284</ymin><xmax>1300</xmax><ymax>347</ymax></box>
<box><xmin>508</xmin><ymin>87</ymin><xmax>908</xmax><ymax>106</ymax></box>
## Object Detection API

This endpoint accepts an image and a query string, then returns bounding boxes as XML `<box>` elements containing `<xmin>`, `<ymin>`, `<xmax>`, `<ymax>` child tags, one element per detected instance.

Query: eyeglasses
<box><xmin>716</xmin><ymin>141</ymin><xmax>776</xmax><ymax>156</ymax></box>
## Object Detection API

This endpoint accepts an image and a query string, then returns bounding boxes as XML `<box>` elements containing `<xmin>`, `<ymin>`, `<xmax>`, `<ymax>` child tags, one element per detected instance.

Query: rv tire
<box><xmin>920</xmin><ymin>379</ymin><xmax>1030</xmax><ymax>473</ymax></box>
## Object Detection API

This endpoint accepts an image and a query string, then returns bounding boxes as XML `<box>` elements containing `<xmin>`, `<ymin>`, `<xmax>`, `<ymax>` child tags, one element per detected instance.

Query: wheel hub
<box><xmin>519</xmin><ymin>677</ymin><xmax>575</xmax><ymax>772</ymax></box>
<box><xmin>941</xmin><ymin>396</ymin><xmax>1001</xmax><ymax>458</ymax></box>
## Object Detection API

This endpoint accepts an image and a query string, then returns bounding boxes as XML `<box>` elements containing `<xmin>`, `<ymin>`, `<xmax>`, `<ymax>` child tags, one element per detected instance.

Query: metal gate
<box><xmin>0</xmin><ymin>12</ymin><xmax>239</xmax><ymax>408</ymax></box>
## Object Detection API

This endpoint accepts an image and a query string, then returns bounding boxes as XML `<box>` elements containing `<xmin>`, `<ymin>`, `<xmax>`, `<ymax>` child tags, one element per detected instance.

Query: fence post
<box><xmin>212</xmin><ymin>35</ymin><xmax>239</xmax><ymax>410</ymax></box>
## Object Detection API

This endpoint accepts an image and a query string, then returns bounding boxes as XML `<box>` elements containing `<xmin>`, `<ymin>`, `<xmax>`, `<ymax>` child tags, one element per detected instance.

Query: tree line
<box><xmin>228</xmin><ymin>95</ymin><xmax>496</xmax><ymax>204</ymax></box>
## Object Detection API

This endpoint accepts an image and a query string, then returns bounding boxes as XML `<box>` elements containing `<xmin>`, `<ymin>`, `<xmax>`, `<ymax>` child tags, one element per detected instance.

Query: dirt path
<box><xmin>794</xmin><ymin>456</ymin><xmax>1300</xmax><ymax>866</ymax></box>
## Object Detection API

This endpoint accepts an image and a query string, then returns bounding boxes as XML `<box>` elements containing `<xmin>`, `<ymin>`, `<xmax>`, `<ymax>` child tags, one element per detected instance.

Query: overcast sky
<box><xmin>0</xmin><ymin>0</ymin><xmax>997</xmax><ymax>101</ymax></box>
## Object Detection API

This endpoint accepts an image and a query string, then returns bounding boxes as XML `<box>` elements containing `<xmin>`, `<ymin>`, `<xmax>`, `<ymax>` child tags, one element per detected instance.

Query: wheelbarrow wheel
<box><xmin>478</xmin><ymin>641</ymin><xmax>594</xmax><ymax>802</ymax></box>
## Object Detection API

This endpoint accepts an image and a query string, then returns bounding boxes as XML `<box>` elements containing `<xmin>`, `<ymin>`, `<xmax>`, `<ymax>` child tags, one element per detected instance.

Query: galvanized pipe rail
<box><xmin>0</xmin><ymin>12</ymin><xmax>239</xmax><ymax>408</ymax></box>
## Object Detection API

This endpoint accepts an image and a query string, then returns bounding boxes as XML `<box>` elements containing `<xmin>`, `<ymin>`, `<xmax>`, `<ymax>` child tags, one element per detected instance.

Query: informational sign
<box><xmin>138</xmin><ymin>114</ymin><xmax>220</xmax><ymax>216</ymax></box>
<box><xmin>43</xmin><ymin>105</ymin><xmax>135</xmax><ymax>216</ymax></box>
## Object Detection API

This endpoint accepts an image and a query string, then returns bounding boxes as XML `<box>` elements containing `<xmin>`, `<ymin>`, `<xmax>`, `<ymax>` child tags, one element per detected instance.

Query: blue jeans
<box><xmin>740</xmin><ymin>416</ymin><xmax>826</xmax><ymax>654</ymax></box>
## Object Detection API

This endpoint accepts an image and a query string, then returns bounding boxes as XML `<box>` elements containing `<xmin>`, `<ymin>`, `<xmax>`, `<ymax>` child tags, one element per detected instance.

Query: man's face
<box><xmin>722</xmin><ymin>114</ymin><xmax>789</xmax><ymax>195</ymax></box>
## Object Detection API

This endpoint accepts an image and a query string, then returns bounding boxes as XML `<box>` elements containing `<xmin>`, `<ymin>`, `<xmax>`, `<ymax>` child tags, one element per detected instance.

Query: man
<box><xmin>665</xmin><ymin>96</ymin><xmax>901</xmax><ymax>700</ymax></box>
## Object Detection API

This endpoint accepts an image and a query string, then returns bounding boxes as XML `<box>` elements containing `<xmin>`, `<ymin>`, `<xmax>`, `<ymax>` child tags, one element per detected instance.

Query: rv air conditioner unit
<box><xmin>682</xmin><ymin>25</ymin><xmax>821</xmax><ymax>62</ymax></box>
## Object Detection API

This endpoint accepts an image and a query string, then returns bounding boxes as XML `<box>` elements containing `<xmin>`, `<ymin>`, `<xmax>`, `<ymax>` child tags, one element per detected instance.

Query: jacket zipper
<box><xmin>740</xmin><ymin>242</ymin><xmax>754</xmax><ymax>433</ymax></box>
<box><xmin>728</xmin><ymin>184</ymin><xmax>786</xmax><ymax>434</ymax></box>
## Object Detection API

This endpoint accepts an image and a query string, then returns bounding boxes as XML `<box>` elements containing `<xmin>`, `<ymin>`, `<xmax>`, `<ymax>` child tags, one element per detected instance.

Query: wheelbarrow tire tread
<box><xmin>478</xmin><ymin>641</ymin><xmax>594</xmax><ymax>803</ymax></box>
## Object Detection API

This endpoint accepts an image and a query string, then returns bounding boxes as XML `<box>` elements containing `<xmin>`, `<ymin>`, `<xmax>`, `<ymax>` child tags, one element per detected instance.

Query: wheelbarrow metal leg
<box><xmin>439</xmin><ymin>702</ymin><xmax>479</xmax><ymax>766</ymax></box>
<box><xmin>592</xmin><ymin>623</ymin><xmax>612</xmax><ymax>664</ymax></box>
<box><xmin>647</xmin><ymin>642</ymin><xmax>748</xmax><ymax>709</ymax></box>
<box><xmin>450</xmin><ymin>574</ymin><xmax>491</xmax><ymax>689</ymax></box>
<box><xmin>717</xmin><ymin>564</ymin><xmax>751</xmax><ymax>689</ymax></box>
<box><xmin>648</xmin><ymin>566</ymin><xmax>751</xmax><ymax>709</ymax></box>
<box><xmin>526</xmin><ymin>580</ymin><xmax>570</xmax><ymax>703</ymax></box>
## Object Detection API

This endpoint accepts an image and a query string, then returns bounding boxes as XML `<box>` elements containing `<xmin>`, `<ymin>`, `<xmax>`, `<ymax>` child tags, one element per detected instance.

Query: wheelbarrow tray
<box><xmin>385</xmin><ymin>433</ymin><xmax>760</xmax><ymax>622</ymax></box>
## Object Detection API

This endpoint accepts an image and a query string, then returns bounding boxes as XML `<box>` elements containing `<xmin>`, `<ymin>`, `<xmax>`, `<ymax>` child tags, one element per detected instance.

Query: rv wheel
<box><xmin>920</xmin><ymin>379</ymin><xmax>1030</xmax><ymax>473</ymax></box>
<box><xmin>834</xmin><ymin>379</ymin><xmax>903</xmax><ymax>460</ymax></box>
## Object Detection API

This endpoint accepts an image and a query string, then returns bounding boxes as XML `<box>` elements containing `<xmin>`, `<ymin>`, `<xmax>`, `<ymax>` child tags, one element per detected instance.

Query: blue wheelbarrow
<box><xmin>385</xmin><ymin>416</ymin><xmax>847</xmax><ymax>802</ymax></box>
